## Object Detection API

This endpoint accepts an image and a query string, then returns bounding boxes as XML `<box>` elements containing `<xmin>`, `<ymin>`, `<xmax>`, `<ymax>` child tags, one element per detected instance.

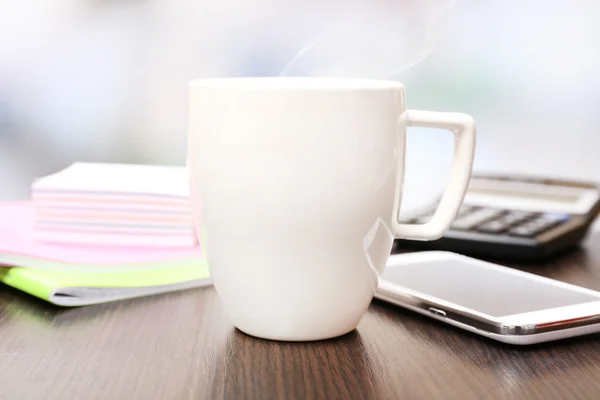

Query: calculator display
<box><xmin>468</xmin><ymin>188</ymin><xmax>581</xmax><ymax>204</ymax></box>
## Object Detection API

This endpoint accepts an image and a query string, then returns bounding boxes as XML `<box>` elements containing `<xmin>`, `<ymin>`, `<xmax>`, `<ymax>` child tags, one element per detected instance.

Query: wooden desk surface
<box><xmin>2</xmin><ymin>233</ymin><xmax>600</xmax><ymax>400</ymax></box>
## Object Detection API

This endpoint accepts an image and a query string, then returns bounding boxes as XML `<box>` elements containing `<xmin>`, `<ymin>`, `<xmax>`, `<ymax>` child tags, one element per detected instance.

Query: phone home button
<box><xmin>428</xmin><ymin>307</ymin><xmax>447</xmax><ymax>317</ymax></box>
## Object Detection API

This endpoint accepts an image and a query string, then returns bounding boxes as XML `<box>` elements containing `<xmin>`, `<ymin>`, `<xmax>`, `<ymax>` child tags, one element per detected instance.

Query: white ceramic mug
<box><xmin>187</xmin><ymin>78</ymin><xmax>475</xmax><ymax>341</ymax></box>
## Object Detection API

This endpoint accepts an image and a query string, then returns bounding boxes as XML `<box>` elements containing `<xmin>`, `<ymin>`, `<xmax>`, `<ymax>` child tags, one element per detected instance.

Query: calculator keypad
<box><xmin>407</xmin><ymin>206</ymin><xmax>570</xmax><ymax>238</ymax></box>
<box><xmin>477</xmin><ymin>220</ymin><xmax>509</xmax><ymax>234</ymax></box>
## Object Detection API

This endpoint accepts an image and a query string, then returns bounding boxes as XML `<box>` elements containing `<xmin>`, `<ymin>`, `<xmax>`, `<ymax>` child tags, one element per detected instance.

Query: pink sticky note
<box><xmin>0</xmin><ymin>202</ymin><xmax>202</xmax><ymax>266</ymax></box>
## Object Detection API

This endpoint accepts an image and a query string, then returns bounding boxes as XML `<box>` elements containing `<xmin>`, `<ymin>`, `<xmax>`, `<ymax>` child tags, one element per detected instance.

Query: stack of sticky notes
<box><xmin>0</xmin><ymin>202</ymin><xmax>210</xmax><ymax>306</ymax></box>
<box><xmin>30</xmin><ymin>162</ymin><xmax>197</xmax><ymax>247</ymax></box>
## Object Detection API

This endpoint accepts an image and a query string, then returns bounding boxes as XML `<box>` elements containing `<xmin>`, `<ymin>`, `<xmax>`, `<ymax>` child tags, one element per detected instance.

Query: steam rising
<box><xmin>279</xmin><ymin>0</ymin><xmax>456</xmax><ymax>78</ymax></box>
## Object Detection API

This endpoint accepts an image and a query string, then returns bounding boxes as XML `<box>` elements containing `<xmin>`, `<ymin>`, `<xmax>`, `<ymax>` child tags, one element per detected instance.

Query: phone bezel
<box><xmin>378</xmin><ymin>251</ymin><xmax>600</xmax><ymax>336</ymax></box>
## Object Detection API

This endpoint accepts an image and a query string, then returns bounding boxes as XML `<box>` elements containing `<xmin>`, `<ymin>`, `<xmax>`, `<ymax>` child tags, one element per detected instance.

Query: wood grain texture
<box><xmin>1</xmin><ymin>232</ymin><xmax>600</xmax><ymax>400</ymax></box>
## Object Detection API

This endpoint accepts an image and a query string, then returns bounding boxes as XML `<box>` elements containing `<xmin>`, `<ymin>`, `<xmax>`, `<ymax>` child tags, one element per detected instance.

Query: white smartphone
<box><xmin>375</xmin><ymin>251</ymin><xmax>600</xmax><ymax>345</ymax></box>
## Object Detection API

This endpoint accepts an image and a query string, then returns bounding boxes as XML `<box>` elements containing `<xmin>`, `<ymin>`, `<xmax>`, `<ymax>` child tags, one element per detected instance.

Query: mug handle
<box><xmin>392</xmin><ymin>110</ymin><xmax>476</xmax><ymax>240</ymax></box>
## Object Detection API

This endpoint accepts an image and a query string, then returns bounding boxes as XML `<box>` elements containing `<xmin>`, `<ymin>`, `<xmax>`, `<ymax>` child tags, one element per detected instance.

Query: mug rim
<box><xmin>189</xmin><ymin>77</ymin><xmax>405</xmax><ymax>91</ymax></box>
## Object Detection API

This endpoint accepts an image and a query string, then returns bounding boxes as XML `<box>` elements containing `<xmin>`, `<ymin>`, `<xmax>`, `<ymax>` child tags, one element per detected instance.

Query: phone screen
<box><xmin>381</xmin><ymin>257</ymin><xmax>600</xmax><ymax>317</ymax></box>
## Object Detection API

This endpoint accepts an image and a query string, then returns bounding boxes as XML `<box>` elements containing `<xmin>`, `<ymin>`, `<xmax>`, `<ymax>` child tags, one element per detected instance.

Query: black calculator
<box><xmin>394</xmin><ymin>173</ymin><xmax>600</xmax><ymax>262</ymax></box>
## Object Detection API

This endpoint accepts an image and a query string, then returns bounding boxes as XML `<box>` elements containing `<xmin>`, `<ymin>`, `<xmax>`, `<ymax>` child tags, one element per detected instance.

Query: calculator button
<box><xmin>451</xmin><ymin>208</ymin><xmax>504</xmax><ymax>230</ymax></box>
<box><xmin>508</xmin><ymin>226</ymin><xmax>537</xmax><ymax>237</ymax></box>
<box><xmin>529</xmin><ymin>218</ymin><xmax>563</xmax><ymax>232</ymax></box>
<box><xmin>474</xmin><ymin>208</ymin><xmax>505</xmax><ymax>219</ymax></box>
<box><xmin>451</xmin><ymin>219</ymin><xmax>475</xmax><ymax>230</ymax></box>
<box><xmin>508</xmin><ymin>211</ymin><xmax>536</xmax><ymax>219</ymax></box>
<box><xmin>477</xmin><ymin>220</ymin><xmax>509</xmax><ymax>234</ymax></box>
<box><xmin>498</xmin><ymin>211</ymin><xmax>536</xmax><ymax>225</ymax></box>
<box><xmin>494</xmin><ymin>215</ymin><xmax>522</xmax><ymax>227</ymax></box>
<box><xmin>542</xmin><ymin>213</ymin><xmax>570</xmax><ymax>222</ymax></box>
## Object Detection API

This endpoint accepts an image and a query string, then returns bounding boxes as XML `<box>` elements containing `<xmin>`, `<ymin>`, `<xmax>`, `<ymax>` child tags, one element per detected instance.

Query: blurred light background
<box><xmin>1</xmin><ymin>0</ymin><xmax>599</xmax><ymax>213</ymax></box>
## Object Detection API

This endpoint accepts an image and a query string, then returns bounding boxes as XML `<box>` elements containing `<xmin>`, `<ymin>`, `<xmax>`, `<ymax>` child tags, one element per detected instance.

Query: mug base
<box><xmin>233</xmin><ymin>323</ymin><xmax>360</xmax><ymax>342</ymax></box>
